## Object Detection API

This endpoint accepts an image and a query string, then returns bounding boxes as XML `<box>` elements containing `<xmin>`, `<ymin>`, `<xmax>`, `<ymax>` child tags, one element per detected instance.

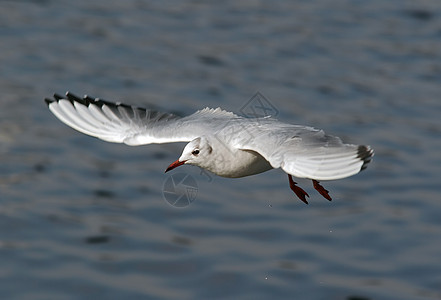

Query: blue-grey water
<box><xmin>1</xmin><ymin>1</ymin><xmax>441</xmax><ymax>299</ymax></box>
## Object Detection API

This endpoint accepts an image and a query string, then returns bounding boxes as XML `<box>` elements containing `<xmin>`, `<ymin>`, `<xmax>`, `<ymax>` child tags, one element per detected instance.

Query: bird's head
<box><xmin>165</xmin><ymin>136</ymin><xmax>213</xmax><ymax>172</ymax></box>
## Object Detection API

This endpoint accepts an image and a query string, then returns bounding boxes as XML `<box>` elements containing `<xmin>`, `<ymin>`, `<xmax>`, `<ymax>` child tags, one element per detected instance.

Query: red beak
<box><xmin>165</xmin><ymin>159</ymin><xmax>186</xmax><ymax>173</ymax></box>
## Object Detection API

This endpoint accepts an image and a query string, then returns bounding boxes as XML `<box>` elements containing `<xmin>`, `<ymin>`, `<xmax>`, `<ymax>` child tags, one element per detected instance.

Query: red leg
<box><xmin>288</xmin><ymin>175</ymin><xmax>309</xmax><ymax>204</ymax></box>
<box><xmin>312</xmin><ymin>180</ymin><xmax>332</xmax><ymax>201</ymax></box>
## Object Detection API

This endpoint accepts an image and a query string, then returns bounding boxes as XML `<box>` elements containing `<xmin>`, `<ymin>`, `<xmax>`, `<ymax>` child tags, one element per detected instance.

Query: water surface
<box><xmin>1</xmin><ymin>1</ymin><xmax>441</xmax><ymax>299</ymax></box>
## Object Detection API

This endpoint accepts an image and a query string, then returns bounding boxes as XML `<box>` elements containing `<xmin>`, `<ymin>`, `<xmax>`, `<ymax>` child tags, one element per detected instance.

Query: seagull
<box><xmin>45</xmin><ymin>92</ymin><xmax>374</xmax><ymax>204</ymax></box>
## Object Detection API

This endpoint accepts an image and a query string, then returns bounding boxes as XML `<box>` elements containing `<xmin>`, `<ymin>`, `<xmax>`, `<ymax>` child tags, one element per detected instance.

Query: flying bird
<box><xmin>45</xmin><ymin>92</ymin><xmax>373</xmax><ymax>204</ymax></box>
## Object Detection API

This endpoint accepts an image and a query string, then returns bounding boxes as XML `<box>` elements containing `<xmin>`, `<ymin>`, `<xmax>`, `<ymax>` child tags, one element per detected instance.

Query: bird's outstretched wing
<box><xmin>229</xmin><ymin>120</ymin><xmax>374</xmax><ymax>180</ymax></box>
<box><xmin>45</xmin><ymin>92</ymin><xmax>240</xmax><ymax>146</ymax></box>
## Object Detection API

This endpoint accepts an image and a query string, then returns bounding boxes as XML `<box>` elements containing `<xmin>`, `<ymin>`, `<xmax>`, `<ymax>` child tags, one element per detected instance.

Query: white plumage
<box><xmin>46</xmin><ymin>92</ymin><xmax>373</xmax><ymax>204</ymax></box>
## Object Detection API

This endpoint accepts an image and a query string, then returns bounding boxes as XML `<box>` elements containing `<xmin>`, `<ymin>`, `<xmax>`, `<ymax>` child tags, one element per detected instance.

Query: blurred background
<box><xmin>1</xmin><ymin>0</ymin><xmax>441</xmax><ymax>299</ymax></box>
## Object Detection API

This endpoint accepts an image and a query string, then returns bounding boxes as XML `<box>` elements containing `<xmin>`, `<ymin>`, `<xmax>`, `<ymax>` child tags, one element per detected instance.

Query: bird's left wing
<box><xmin>228</xmin><ymin>119</ymin><xmax>373</xmax><ymax>181</ymax></box>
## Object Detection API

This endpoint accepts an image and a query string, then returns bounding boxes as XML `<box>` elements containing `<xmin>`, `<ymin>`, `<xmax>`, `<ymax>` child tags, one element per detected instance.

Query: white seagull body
<box><xmin>45</xmin><ymin>92</ymin><xmax>373</xmax><ymax>204</ymax></box>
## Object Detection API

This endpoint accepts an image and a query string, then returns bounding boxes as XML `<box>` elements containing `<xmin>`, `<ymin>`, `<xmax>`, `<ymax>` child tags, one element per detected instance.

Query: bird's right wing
<box><xmin>45</xmin><ymin>92</ymin><xmax>241</xmax><ymax>146</ymax></box>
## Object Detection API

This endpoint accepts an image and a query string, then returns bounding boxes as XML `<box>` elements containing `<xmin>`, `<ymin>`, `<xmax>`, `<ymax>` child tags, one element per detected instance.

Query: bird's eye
<box><xmin>192</xmin><ymin>149</ymin><xmax>200</xmax><ymax>156</ymax></box>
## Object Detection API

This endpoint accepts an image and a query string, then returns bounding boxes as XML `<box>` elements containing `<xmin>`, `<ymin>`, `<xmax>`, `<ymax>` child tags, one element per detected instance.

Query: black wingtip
<box><xmin>45</xmin><ymin>93</ymin><xmax>64</xmax><ymax>106</ymax></box>
<box><xmin>357</xmin><ymin>145</ymin><xmax>374</xmax><ymax>171</ymax></box>
<box><xmin>45</xmin><ymin>92</ymin><xmax>93</xmax><ymax>106</ymax></box>
<box><xmin>65</xmin><ymin>91</ymin><xmax>83</xmax><ymax>103</ymax></box>
<box><xmin>44</xmin><ymin>98</ymin><xmax>53</xmax><ymax>106</ymax></box>
<box><xmin>53</xmin><ymin>93</ymin><xmax>64</xmax><ymax>101</ymax></box>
